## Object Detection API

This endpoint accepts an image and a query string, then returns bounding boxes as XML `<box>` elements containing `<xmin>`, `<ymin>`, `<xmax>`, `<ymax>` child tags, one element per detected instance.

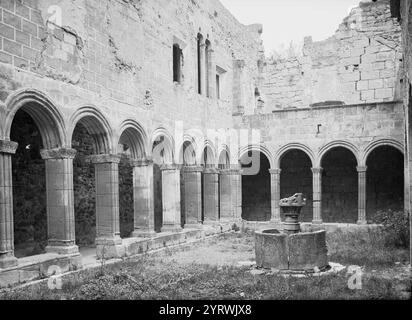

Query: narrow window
<box><xmin>197</xmin><ymin>33</ymin><xmax>203</xmax><ymax>94</ymax></box>
<box><xmin>216</xmin><ymin>74</ymin><xmax>220</xmax><ymax>99</ymax></box>
<box><xmin>173</xmin><ymin>44</ymin><xmax>182</xmax><ymax>83</ymax></box>
<box><xmin>216</xmin><ymin>65</ymin><xmax>226</xmax><ymax>101</ymax></box>
<box><xmin>205</xmin><ymin>39</ymin><xmax>211</xmax><ymax>97</ymax></box>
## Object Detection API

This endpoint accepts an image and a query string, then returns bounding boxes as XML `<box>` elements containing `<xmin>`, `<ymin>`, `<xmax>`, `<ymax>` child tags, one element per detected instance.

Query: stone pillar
<box><xmin>269</xmin><ymin>169</ymin><xmax>282</xmax><ymax>223</ymax></box>
<box><xmin>131</xmin><ymin>158</ymin><xmax>156</xmax><ymax>237</ymax></box>
<box><xmin>312</xmin><ymin>167</ymin><xmax>323</xmax><ymax>224</ymax></box>
<box><xmin>40</xmin><ymin>148</ymin><xmax>79</xmax><ymax>255</ymax></box>
<box><xmin>161</xmin><ymin>164</ymin><xmax>182</xmax><ymax>232</ymax></box>
<box><xmin>0</xmin><ymin>140</ymin><xmax>18</xmax><ymax>269</ymax></box>
<box><xmin>357</xmin><ymin>166</ymin><xmax>368</xmax><ymax>225</ymax></box>
<box><xmin>203</xmin><ymin>167</ymin><xmax>219</xmax><ymax>224</ymax></box>
<box><xmin>182</xmin><ymin>166</ymin><xmax>203</xmax><ymax>228</ymax></box>
<box><xmin>219</xmin><ymin>169</ymin><xmax>232</xmax><ymax>221</ymax></box>
<box><xmin>229</xmin><ymin>167</ymin><xmax>242</xmax><ymax>221</ymax></box>
<box><xmin>90</xmin><ymin>154</ymin><xmax>123</xmax><ymax>258</ymax></box>
<box><xmin>207</xmin><ymin>48</ymin><xmax>216</xmax><ymax>99</ymax></box>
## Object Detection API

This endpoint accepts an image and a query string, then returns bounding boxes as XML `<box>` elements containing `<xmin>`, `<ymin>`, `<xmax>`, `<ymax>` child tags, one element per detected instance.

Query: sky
<box><xmin>220</xmin><ymin>0</ymin><xmax>361</xmax><ymax>55</ymax></box>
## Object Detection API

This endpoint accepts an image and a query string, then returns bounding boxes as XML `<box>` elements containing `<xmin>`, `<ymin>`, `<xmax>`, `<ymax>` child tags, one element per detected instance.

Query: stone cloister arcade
<box><xmin>0</xmin><ymin>89</ymin><xmax>405</xmax><ymax>269</ymax></box>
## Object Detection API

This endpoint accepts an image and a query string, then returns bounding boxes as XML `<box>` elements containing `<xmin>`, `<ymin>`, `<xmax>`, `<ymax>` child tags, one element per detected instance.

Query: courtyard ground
<box><xmin>0</xmin><ymin>230</ymin><xmax>410</xmax><ymax>300</ymax></box>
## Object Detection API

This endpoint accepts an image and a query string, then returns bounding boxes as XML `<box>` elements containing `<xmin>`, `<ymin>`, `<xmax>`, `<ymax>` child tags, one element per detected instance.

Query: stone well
<box><xmin>255</xmin><ymin>194</ymin><xmax>329</xmax><ymax>272</ymax></box>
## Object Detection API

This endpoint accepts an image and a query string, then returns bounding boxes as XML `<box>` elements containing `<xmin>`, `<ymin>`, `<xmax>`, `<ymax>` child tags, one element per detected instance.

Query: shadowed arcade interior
<box><xmin>280</xmin><ymin>149</ymin><xmax>313</xmax><ymax>222</ymax></box>
<box><xmin>321</xmin><ymin>147</ymin><xmax>358</xmax><ymax>223</ymax></box>
<box><xmin>241</xmin><ymin>151</ymin><xmax>271</xmax><ymax>222</ymax></box>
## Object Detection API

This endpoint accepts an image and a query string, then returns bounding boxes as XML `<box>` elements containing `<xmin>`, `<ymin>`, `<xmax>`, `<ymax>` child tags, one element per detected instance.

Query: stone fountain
<box><xmin>255</xmin><ymin>193</ymin><xmax>329</xmax><ymax>272</ymax></box>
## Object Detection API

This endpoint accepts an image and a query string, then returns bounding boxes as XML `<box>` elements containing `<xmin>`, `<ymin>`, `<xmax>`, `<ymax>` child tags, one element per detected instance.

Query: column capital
<box><xmin>40</xmin><ymin>148</ymin><xmax>77</xmax><ymax>160</ymax></box>
<box><xmin>129</xmin><ymin>157</ymin><xmax>154</xmax><ymax>167</ymax></box>
<box><xmin>204</xmin><ymin>167</ymin><xmax>219</xmax><ymax>174</ymax></box>
<box><xmin>311</xmin><ymin>167</ymin><xmax>323</xmax><ymax>174</ymax></box>
<box><xmin>160</xmin><ymin>163</ymin><xmax>182</xmax><ymax>171</ymax></box>
<box><xmin>0</xmin><ymin>140</ymin><xmax>18</xmax><ymax>154</ymax></box>
<box><xmin>269</xmin><ymin>168</ymin><xmax>282</xmax><ymax>175</ymax></box>
<box><xmin>182</xmin><ymin>165</ymin><xmax>204</xmax><ymax>173</ymax></box>
<box><xmin>220</xmin><ymin>169</ymin><xmax>242</xmax><ymax>176</ymax></box>
<box><xmin>357</xmin><ymin>166</ymin><xmax>368</xmax><ymax>173</ymax></box>
<box><xmin>89</xmin><ymin>154</ymin><xmax>121</xmax><ymax>164</ymax></box>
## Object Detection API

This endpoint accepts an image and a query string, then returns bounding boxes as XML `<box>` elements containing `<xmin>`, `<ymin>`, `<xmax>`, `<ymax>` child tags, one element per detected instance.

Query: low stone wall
<box><xmin>0</xmin><ymin>223</ymin><xmax>234</xmax><ymax>289</ymax></box>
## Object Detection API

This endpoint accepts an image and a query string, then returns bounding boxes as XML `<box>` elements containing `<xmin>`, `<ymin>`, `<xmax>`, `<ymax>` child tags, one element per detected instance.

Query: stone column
<box><xmin>207</xmin><ymin>48</ymin><xmax>216</xmax><ymax>99</ymax></box>
<box><xmin>357</xmin><ymin>166</ymin><xmax>367</xmax><ymax>225</ymax></box>
<box><xmin>0</xmin><ymin>140</ymin><xmax>18</xmax><ymax>269</ymax></box>
<box><xmin>182</xmin><ymin>166</ymin><xmax>203</xmax><ymax>228</ymax></box>
<box><xmin>161</xmin><ymin>164</ymin><xmax>182</xmax><ymax>232</ymax></box>
<box><xmin>269</xmin><ymin>169</ymin><xmax>282</xmax><ymax>223</ymax></box>
<box><xmin>40</xmin><ymin>148</ymin><xmax>79</xmax><ymax>255</ymax></box>
<box><xmin>203</xmin><ymin>167</ymin><xmax>219</xmax><ymax>224</ymax></box>
<box><xmin>90</xmin><ymin>154</ymin><xmax>123</xmax><ymax>258</ymax></box>
<box><xmin>131</xmin><ymin>158</ymin><xmax>156</xmax><ymax>237</ymax></box>
<box><xmin>219</xmin><ymin>169</ymin><xmax>232</xmax><ymax>221</ymax></box>
<box><xmin>229</xmin><ymin>167</ymin><xmax>242</xmax><ymax>221</ymax></box>
<box><xmin>312</xmin><ymin>167</ymin><xmax>323</xmax><ymax>224</ymax></box>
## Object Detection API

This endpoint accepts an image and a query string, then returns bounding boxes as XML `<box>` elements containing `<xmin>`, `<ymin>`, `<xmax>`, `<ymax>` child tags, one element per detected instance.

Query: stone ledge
<box><xmin>40</xmin><ymin>148</ymin><xmax>77</xmax><ymax>160</ymax></box>
<box><xmin>0</xmin><ymin>140</ymin><xmax>18</xmax><ymax>154</ymax></box>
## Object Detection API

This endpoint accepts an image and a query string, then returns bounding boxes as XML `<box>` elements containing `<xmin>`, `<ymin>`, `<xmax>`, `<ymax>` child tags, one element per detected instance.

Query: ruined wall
<box><xmin>262</xmin><ymin>0</ymin><xmax>403</xmax><ymax>111</ymax></box>
<box><xmin>0</xmin><ymin>0</ymin><xmax>263</xmax><ymax>143</ymax></box>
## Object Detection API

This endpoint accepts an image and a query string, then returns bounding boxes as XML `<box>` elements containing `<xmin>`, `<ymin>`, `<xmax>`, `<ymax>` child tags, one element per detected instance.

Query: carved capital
<box><xmin>311</xmin><ymin>167</ymin><xmax>323</xmax><ymax>174</ymax></box>
<box><xmin>160</xmin><ymin>164</ymin><xmax>182</xmax><ymax>171</ymax></box>
<box><xmin>182</xmin><ymin>165</ymin><xmax>204</xmax><ymax>173</ymax></box>
<box><xmin>0</xmin><ymin>140</ymin><xmax>18</xmax><ymax>154</ymax></box>
<box><xmin>41</xmin><ymin>148</ymin><xmax>77</xmax><ymax>160</ymax></box>
<box><xmin>269</xmin><ymin>168</ymin><xmax>282</xmax><ymax>175</ymax></box>
<box><xmin>89</xmin><ymin>154</ymin><xmax>121</xmax><ymax>164</ymax></box>
<box><xmin>357</xmin><ymin>166</ymin><xmax>368</xmax><ymax>173</ymax></box>
<box><xmin>130</xmin><ymin>157</ymin><xmax>154</xmax><ymax>167</ymax></box>
<box><xmin>203</xmin><ymin>167</ymin><xmax>219</xmax><ymax>174</ymax></box>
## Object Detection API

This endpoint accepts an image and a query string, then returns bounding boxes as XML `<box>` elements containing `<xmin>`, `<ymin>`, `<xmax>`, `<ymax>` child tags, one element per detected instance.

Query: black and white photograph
<box><xmin>0</xmin><ymin>0</ymin><xmax>411</xmax><ymax>310</ymax></box>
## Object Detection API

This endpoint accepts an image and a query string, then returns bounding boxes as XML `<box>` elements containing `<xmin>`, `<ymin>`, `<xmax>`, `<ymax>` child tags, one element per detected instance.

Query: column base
<box><xmin>46</xmin><ymin>245</ymin><xmax>79</xmax><ymax>255</ymax></box>
<box><xmin>183</xmin><ymin>223</ymin><xmax>203</xmax><ymax>229</ymax></box>
<box><xmin>312</xmin><ymin>220</ymin><xmax>323</xmax><ymax>225</ymax></box>
<box><xmin>357</xmin><ymin>220</ymin><xmax>367</xmax><ymax>225</ymax></box>
<box><xmin>0</xmin><ymin>253</ymin><xmax>18</xmax><ymax>269</ymax></box>
<box><xmin>132</xmin><ymin>229</ymin><xmax>158</xmax><ymax>238</ymax></box>
<box><xmin>161</xmin><ymin>225</ymin><xmax>183</xmax><ymax>233</ymax></box>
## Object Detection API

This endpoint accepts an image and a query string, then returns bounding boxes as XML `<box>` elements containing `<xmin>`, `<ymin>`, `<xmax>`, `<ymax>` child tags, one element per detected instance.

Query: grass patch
<box><xmin>0</xmin><ymin>228</ymin><xmax>410</xmax><ymax>300</ymax></box>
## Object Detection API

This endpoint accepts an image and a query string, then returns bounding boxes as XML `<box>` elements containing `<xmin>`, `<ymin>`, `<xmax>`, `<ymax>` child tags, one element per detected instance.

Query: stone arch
<box><xmin>239</xmin><ymin>144</ymin><xmax>275</xmax><ymax>169</ymax></box>
<box><xmin>3</xmin><ymin>88</ymin><xmax>66</xmax><ymax>149</ymax></box>
<box><xmin>240</xmin><ymin>150</ymin><xmax>272</xmax><ymax>221</ymax></box>
<box><xmin>275</xmin><ymin>143</ymin><xmax>315</xmax><ymax>169</ymax></box>
<box><xmin>118</xmin><ymin>120</ymin><xmax>148</xmax><ymax>160</ymax></box>
<box><xmin>217</xmin><ymin>146</ymin><xmax>230</xmax><ymax>169</ymax></box>
<box><xmin>278</xmin><ymin>148</ymin><xmax>314</xmax><ymax>222</ymax></box>
<box><xmin>318</xmin><ymin>140</ymin><xmax>360</xmax><ymax>167</ymax></box>
<box><xmin>151</xmin><ymin>127</ymin><xmax>174</xmax><ymax>165</ymax></box>
<box><xmin>69</xmin><ymin>106</ymin><xmax>114</xmax><ymax>155</ymax></box>
<box><xmin>361</xmin><ymin>139</ymin><xmax>404</xmax><ymax>167</ymax></box>
<box><xmin>320</xmin><ymin>143</ymin><xmax>359</xmax><ymax>223</ymax></box>
<box><xmin>201</xmin><ymin>139</ymin><xmax>217</xmax><ymax>167</ymax></box>
<box><xmin>365</xmin><ymin>142</ymin><xmax>404</xmax><ymax>219</ymax></box>
<box><xmin>180</xmin><ymin>136</ymin><xmax>197</xmax><ymax>166</ymax></box>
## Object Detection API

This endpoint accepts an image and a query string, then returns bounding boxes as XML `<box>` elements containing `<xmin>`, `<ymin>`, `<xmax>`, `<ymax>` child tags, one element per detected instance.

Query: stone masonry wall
<box><xmin>0</xmin><ymin>0</ymin><xmax>263</xmax><ymax>144</ymax></box>
<box><xmin>262</xmin><ymin>0</ymin><xmax>403</xmax><ymax>111</ymax></box>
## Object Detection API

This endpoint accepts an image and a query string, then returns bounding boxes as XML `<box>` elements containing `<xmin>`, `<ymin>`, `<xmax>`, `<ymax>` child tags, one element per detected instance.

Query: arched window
<box><xmin>197</xmin><ymin>33</ymin><xmax>203</xmax><ymax>94</ymax></box>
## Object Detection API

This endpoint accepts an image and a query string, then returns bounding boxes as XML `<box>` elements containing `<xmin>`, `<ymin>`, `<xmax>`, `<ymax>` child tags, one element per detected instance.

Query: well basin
<box><xmin>255</xmin><ymin>229</ymin><xmax>328</xmax><ymax>271</ymax></box>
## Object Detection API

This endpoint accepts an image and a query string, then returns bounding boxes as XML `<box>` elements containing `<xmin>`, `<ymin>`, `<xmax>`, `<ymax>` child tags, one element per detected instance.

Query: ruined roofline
<box><xmin>215</xmin><ymin>0</ymin><xmax>264</xmax><ymax>36</ymax></box>
<box><xmin>268</xmin><ymin>0</ymin><xmax>396</xmax><ymax>61</ymax></box>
